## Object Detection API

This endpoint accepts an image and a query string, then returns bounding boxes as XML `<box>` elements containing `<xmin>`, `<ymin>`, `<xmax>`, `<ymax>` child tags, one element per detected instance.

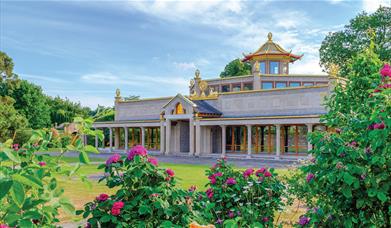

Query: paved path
<box><xmin>42</xmin><ymin>151</ymin><xmax>302</xmax><ymax>168</ymax></box>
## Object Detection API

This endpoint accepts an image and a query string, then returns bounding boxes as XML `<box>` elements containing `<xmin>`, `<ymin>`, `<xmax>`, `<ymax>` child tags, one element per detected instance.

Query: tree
<box><xmin>290</xmin><ymin>43</ymin><xmax>390</xmax><ymax>227</ymax></box>
<box><xmin>220</xmin><ymin>59</ymin><xmax>251</xmax><ymax>78</ymax></box>
<box><xmin>0</xmin><ymin>96</ymin><xmax>28</xmax><ymax>142</ymax></box>
<box><xmin>319</xmin><ymin>6</ymin><xmax>390</xmax><ymax>75</ymax></box>
<box><xmin>7</xmin><ymin>80</ymin><xmax>51</xmax><ymax>129</ymax></box>
<box><xmin>47</xmin><ymin>96</ymin><xmax>91</xmax><ymax>126</ymax></box>
<box><xmin>0</xmin><ymin>51</ymin><xmax>20</xmax><ymax>95</ymax></box>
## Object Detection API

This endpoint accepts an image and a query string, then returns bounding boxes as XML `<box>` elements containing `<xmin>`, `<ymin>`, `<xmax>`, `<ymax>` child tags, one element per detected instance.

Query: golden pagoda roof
<box><xmin>242</xmin><ymin>32</ymin><xmax>303</xmax><ymax>62</ymax></box>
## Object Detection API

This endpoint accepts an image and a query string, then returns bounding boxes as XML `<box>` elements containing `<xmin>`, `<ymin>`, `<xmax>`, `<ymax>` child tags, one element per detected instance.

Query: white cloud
<box><xmin>19</xmin><ymin>73</ymin><xmax>71</xmax><ymax>84</ymax></box>
<box><xmin>362</xmin><ymin>0</ymin><xmax>390</xmax><ymax>13</ymax></box>
<box><xmin>290</xmin><ymin>54</ymin><xmax>325</xmax><ymax>75</ymax></box>
<box><xmin>173</xmin><ymin>62</ymin><xmax>196</xmax><ymax>70</ymax></box>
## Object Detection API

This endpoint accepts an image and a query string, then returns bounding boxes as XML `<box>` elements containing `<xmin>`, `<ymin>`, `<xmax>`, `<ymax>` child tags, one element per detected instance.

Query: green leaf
<box><xmin>100</xmin><ymin>214</ymin><xmax>111</xmax><ymax>223</ymax></box>
<box><xmin>377</xmin><ymin>192</ymin><xmax>387</xmax><ymax>203</ymax></box>
<box><xmin>0</xmin><ymin>180</ymin><xmax>13</xmax><ymax>200</ymax></box>
<box><xmin>59</xmin><ymin>197</ymin><xmax>75</xmax><ymax>214</ymax></box>
<box><xmin>11</xmin><ymin>181</ymin><xmax>25</xmax><ymax>207</ymax></box>
<box><xmin>12</xmin><ymin>174</ymin><xmax>43</xmax><ymax>189</ymax></box>
<box><xmin>341</xmin><ymin>187</ymin><xmax>352</xmax><ymax>198</ymax></box>
<box><xmin>138</xmin><ymin>205</ymin><xmax>151</xmax><ymax>215</ymax></box>
<box><xmin>343</xmin><ymin>172</ymin><xmax>354</xmax><ymax>185</ymax></box>
<box><xmin>84</xmin><ymin>145</ymin><xmax>99</xmax><ymax>153</ymax></box>
<box><xmin>19</xmin><ymin>219</ymin><xmax>34</xmax><ymax>228</ymax></box>
<box><xmin>79</xmin><ymin>151</ymin><xmax>90</xmax><ymax>164</ymax></box>
<box><xmin>1</xmin><ymin>148</ymin><xmax>21</xmax><ymax>163</ymax></box>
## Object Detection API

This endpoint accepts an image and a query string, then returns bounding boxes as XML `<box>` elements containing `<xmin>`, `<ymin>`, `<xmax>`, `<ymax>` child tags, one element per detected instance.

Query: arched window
<box><xmin>174</xmin><ymin>102</ymin><xmax>185</xmax><ymax>114</ymax></box>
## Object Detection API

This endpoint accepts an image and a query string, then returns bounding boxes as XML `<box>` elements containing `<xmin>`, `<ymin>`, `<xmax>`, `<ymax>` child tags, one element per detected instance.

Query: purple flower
<box><xmin>84</xmin><ymin>223</ymin><xmax>91</xmax><ymax>228</ymax></box>
<box><xmin>243</xmin><ymin>168</ymin><xmax>254</xmax><ymax>178</ymax></box>
<box><xmin>206</xmin><ymin>188</ymin><xmax>214</xmax><ymax>199</ymax></box>
<box><xmin>216</xmin><ymin>218</ymin><xmax>223</xmax><ymax>224</ymax></box>
<box><xmin>188</xmin><ymin>185</ymin><xmax>197</xmax><ymax>192</ymax></box>
<box><xmin>365</xmin><ymin>147</ymin><xmax>372</xmax><ymax>154</ymax></box>
<box><xmin>298</xmin><ymin>216</ymin><xmax>310</xmax><ymax>226</ymax></box>
<box><xmin>373</xmin><ymin>122</ymin><xmax>385</xmax><ymax>130</ymax></box>
<box><xmin>106</xmin><ymin>153</ymin><xmax>121</xmax><ymax>166</ymax></box>
<box><xmin>228</xmin><ymin>211</ymin><xmax>235</xmax><ymax>218</ymax></box>
<box><xmin>262</xmin><ymin>217</ymin><xmax>269</xmax><ymax>222</ymax></box>
<box><xmin>225</xmin><ymin>177</ymin><xmax>236</xmax><ymax>185</ymax></box>
<box><xmin>214</xmin><ymin>172</ymin><xmax>223</xmax><ymax>177</ymax></box>
<box><xmin>96</xmin><ymin>193</ymin><xmax>109</xmax><ymax>202</ymax></box>
<box><xmin>306</xmin><ymin>173</ymin><xmax>315</xmax><ymax>183</ymax></box>
<box><xmin>127</xmin><ymin>145</ymin><xmax>147</xmax><ymax>160</ymax></box>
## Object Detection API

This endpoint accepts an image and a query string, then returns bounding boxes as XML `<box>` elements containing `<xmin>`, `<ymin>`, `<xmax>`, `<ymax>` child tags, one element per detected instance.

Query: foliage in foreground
<box><xmin>80</xmin><ymin>146</ymin><xmax>199</xmax><ymax>228</ymax></box>
<box><xmin>290</xmin><ymin>45</ymin><xmax>390</xmax><ymax>227</ymax></box>
<box><xmin>0</xmin><ymin>118</ymin><xmax>102</xmax><ymax>227</ymax></box>
<box><xmin>197</xmin><ymin>159</ymin><xmax>286</xmax><ymax>227</ymax></box>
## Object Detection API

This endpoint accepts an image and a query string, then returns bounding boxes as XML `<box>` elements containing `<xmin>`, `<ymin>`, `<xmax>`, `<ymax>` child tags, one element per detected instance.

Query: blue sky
<box><xmin>1</xmin><ymin>0</ymin><xmax>390</xmax><ymax>108</ymax></box>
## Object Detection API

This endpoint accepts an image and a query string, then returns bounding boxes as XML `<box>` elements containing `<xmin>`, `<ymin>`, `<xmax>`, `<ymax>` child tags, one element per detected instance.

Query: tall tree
<box><xmin>220</xmin><ymin>59</ymin><xmax>251</xmax><ymax>78</ymax></box>
<box><xmin>319</xmin><ymin>6</ymin><xmax>390</xmax><ymax>75</ymax></box>
<box><xmin>47</xmin><ymin>96</ymin><xmax>91</xmax><ymax>125</ymax></box>
<box><xmin>0</xmin><ymin>96</ymin><xmax>28</xmax><ymax>142</ymax></box>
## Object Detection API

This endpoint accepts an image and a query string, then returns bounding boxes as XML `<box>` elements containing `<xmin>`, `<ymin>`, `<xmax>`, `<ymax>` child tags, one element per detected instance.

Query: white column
<box><xmin>95</xmin><ymin>133</ymin><xmax>99</xmax><ymax>149</ymax></box>
<box><xmin>195</xmin><ymin>120</ymin><xmax>201</xmax><ymax>156</ymax></box>
<box><xmin>189</xmin><ymin>118</ymin><xmax>195</xmax><ymax>156</ymax></box>
<box><xmin>275</xmin><ymin>124</ymin><xmax>281</xmax><ymax>159</ymax></box>
<box><xmin>102</xmin><ymin>129</ymin><xmax>105</xmax><ymax>148</ymax></box>
<box><xmin>221</xmin><ymin>125</ymin><xmax>226</xmax><ymax>158</ymax></box>
<box><xmin>306</xmin><ymin>124</ymin><xmax>313</xmax><ymax>152</ymax></box>
<box><xmin>165</xmin><ymin>120</ymin><xmax>171</xmax><ymax>154</ymax></box>
<box><xmin>141</xmin><ymin>127</ymin><xmax>145</xmax><ymax>148</ymax></box>
<box><xmin>160</xmin><ymin>122</ymin><xmax>165</xmax><ymax>154</ymax></box>
<box><xmin>247</xmin><ymin>125</ymin><xmax>252</xmax><ymax>159</ymax></box>
<box><xmin>124</xmin><ymin>127</ymin><xmax>129</xmax><ymax>151</ymax></box>
<box><xmin>114</xmin><ymin>128</ymin><xmax>120</xmax><ymax>149</ymax></box>
<box><xmin>109</xmin><ymin>128</ymin><xmax>113</xmax><ymax>152</ymax></box>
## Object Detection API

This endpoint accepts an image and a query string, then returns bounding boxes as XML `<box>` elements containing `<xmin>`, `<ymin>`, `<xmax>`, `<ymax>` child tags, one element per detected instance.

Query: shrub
<box><xmin>197</xmin><ymin>158</ymin><xmax>286</xmax><ymax>227</ymax></box>
<box><xmin>289</xmin><ymin>44</ymin><xmax>390</xmax><ymax>227</ymax></box>
<box><xmin>0</xmin><ymin>117</ymin><xmax>102</xmax><ymax>227</ymax></box>
<box><xmin>80</xmin><ymin>145</ymin><xmax>199</xmax><ymax>227</ymax></box>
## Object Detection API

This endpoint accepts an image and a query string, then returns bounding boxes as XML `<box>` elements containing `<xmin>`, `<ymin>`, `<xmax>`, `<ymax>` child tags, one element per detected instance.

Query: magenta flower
<box><xmin>216</xmin><ymin>218</ymin><xmax>223</xmax><ymax>224</ymax></box>
<box><xmin>85</xmin><ymin>223</ymin><xmax>91</xmax><ymax>228</ymax></box>
<box><xmin>12</xmin><ymin>144</ymin><xmax>19</xmax><ymax>151</ymax></box>
<box><xmin>306</xmin><ymin>173</ymin><xmax>315</xmax><ymax>183</ymax></box>
<box><xmin>38</xmin><ymin>161</ymin><xmax>46</xmax><ymax>167</ymax></box>
<box><xmin>0</xmin><ymin>224</ymin><xmax>9</xmax><ymax>228</ymax></box>
<box><xmin>264</xmin><ymin>171</ymin><xmax>272</xmax><ymax>177</ymax></box>
<box><xmin>106</xmin><ymin>153</ymin><xmax>121</xmax><ymax>166</ymax></box>
<box><xmin>380</xmin><ymin>63</ymin><xmax>391</xmax><ymax>77</ymax></box>
<box><xmin>96</xmin><ymin>193</ymin><xmax>109</xmax><ymax>202</ymax></box>
<box><xmin>111</xmin><ymin>201</ymin><xmax>124</xmax><ymax>216</ymax></box>
<box><xmin>298</xmin><ymin>216</ymin><xmax>310</xmax><ymax>226</ymax></box>
<box><xmin>206</xmin><ymin>188</ymin><xmax>214</xmax><ymax>199</ymax></box>
<box><xmin>228</xmin><ymin>211</ymin><xmax>235</xmax><ymax>218</ymax></box>
<box><xmin>166</xmin><ymin>168</ymin><xmax>175</xmax><ymax>177</ymax></box>
<box><xmin>255</xmin><ymin>167</ymin><xmax>266</xmax><ymax>176</ymax></box>
<box><xmin>127</xmin><ymin>145</ymin><xmax>147</xmax><ymax>160</ymax></box>
<box><xmin>150</xmin><ymin>193</ymin><xmax>159</xmax><ymax>197</ymax></box>
<box><xmin>225</xmin><ymin>177</ymin><xmax>236</xmax><ymax>185</ymax></box>
<box><xmin>188</xmin><ymin>185</ymin><xmax>197</xmax><ymax>192</ymax></box>
<box><xmin>214</xmin><ymin>172</ymin><xmax>223</xmax><ymax>177</ymax></box>
<box><xmin>373</xmin><ymin>122</ymin><xmax>385</xmax><ymax>130</ymax></box>
<box><xmin>147</xmin><ymin>157</ymin><xmax>158</xmax><ymax>166</ymax></box>
<box><xmin>262</xmin><ymin>217</ymin><xmax>269</xmax><ymax>222</ymax></box>
<box><xmin>209</xmin><ymin>176</ymin><xmax>216</xmax><ymax>184</ymax></box>
<box><xmin>243</xmin><ymin>168</ymin><xmax>254</xmax><ymax>178</ymax></box>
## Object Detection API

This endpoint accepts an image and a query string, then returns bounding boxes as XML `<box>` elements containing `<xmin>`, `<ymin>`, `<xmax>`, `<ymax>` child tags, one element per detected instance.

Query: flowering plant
<box><xmin>0</xmin><ymin>117</ymin><xmax>101</xmax><ymax>227</ymax></box>
<box><xmin>80</xmin><ymin>145</ymin><xmax>199</xmax><ymax>227</ymax></box>
<box><xmin>290</xmin><ymin>45</ymin><xmax>390</xmax><ymax>227</ymax></box>
<box><xmin>197</xmin><ymin>158</ymin><xmax>286</xmax><ymax>227</ymax></box>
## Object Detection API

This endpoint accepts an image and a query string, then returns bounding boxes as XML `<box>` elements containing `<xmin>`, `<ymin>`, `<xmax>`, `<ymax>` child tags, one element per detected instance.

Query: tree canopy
<box><xmin>219</xmin><ymin>59</ymin><xmax>251</xmax><ymax>78</ymax></box>
<box><xmin>319</xmin><ymin>6</ymin><xmax>390</xmax><ymax>75</ymax></box>
<box><xmin>0</xmin><ymin>96</ymin><xmax>28</xmax><ymax>142</ymax></box>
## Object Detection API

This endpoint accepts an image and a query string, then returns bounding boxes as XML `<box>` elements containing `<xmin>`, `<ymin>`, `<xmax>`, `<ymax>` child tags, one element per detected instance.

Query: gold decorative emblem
<box><xmin>199</xmin><ymin>80</ymin><xmax>208</xmax><ymax>92</ymax></box>
<box><xmin>267</xmin><ymin>32</ymin><xmax>273</xmax><ymax>41</ymax></box>
<box><xmin>190</xmin><ymin>79</ymin><xmax>195</xmax><ymax>87</ymax></box>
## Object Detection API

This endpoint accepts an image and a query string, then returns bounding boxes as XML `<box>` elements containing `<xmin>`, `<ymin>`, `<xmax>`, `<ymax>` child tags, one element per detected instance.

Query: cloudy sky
<box><xmin>1</xmin><ymin>0</ymin><xmax>390</xmax><ymax>108</ymax></box>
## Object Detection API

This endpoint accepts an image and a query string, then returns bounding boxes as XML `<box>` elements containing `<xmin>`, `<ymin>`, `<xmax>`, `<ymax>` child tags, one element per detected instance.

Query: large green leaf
<box><xmin>11</xmin><ymin>181</ymin><xmax>25</xmax><ymax>207</ymax></box>
<box><xmin>0</xmin><ymin>180</ymin><xmax>13</xmax><ymax>200</ymax></box>
<box><xmin>59</xmin><ymin>197</ymin><xmax>75</xmax><ymax>214</ymax></box>
<box><xmin>377</xmin><ymin>192</ymin><xmax>387</xmax><ymax>203</ymax></box>
<box><xmin>84</xmin><ymin>145</ymin><xmax>99</xmax><ymax>154</ymax></box>
<box><xmin>1</xmin><ymin>148</ymin><xmax>21</xmax><ymax>163</ymax></box>
<box><xmin>12</xmin><ymin>174</ymin><xmax>43</xmax><ymax>189</ymax></box>
<box><xmin>343</xmin><ymin>172</ymin><xmax>354</xmax><ymax>186</ymax></box>
<box><xmin>79</xmin><ymin>151</ymin><xmax>90</xmax><ymax>164</ymax></box>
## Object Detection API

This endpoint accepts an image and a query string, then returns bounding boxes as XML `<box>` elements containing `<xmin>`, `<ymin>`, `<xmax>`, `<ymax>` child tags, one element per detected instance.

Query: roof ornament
<box><xmin>115</xmin><ymin>88</ymin><xmax>122</xmax><ymax>102</ymax></box>
<box><xmin>195</xmin><ymin>69</ymin><xmax>200</xmax><ymax>79</ymax></box>
<box><xmin>267</xmin><ymin>32</ymin><xmax>273</xmax><ymax>41</ymax></box>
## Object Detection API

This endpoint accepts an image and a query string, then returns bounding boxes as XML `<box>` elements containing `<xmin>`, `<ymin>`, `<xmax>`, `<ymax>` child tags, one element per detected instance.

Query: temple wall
<box><xmin>115</xmin><ymin>98</ymin><xmax>171</xmax><ymax>121</ymax></box>
<box><xmin>217</xmin><ymin>87</ymin><xmax>329</xmax><ymax>117</ymax></box>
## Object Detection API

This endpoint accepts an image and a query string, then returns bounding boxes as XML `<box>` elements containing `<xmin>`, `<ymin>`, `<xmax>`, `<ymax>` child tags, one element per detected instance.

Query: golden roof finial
<box><xmin>267</xmin><ymin>32</ymin><xmax>273</xmax><ymax>41</ymax></box>
<box><xmin>195</xmin><ymin>69</ymin><xmax>200</xmax><ymax>79</ymax></box>
<box><xmin>115</xmin><ymin>88</ymin><xmax>122</xmax><ymax>102</ymax></box>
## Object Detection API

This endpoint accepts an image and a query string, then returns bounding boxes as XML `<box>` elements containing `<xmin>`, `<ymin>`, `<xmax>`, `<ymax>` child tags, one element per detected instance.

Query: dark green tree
<box><xmin>319</xmin><ymin>6</ymin><xmax>390</xmax><ymax>75</ymax></box>
<box><xmin>0</xmin><ymin>96</ymin><xmax>28</xmax><ymax>142</ymax></box>
<box><xmin>220</xmin><ymin>59</ymin><xmax>251</xmax><ymax>78</ymax></box>
<box><xmin>47</xmin><ymin>96</ymin><xmax>91</xmax><ymax>126</ymax></box>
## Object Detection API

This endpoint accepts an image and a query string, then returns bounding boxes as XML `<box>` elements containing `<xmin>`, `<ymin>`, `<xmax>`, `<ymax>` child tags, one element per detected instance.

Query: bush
<box><xmin>289</xmin><ymin>45</ymin><xmax>390</xmax><ymax>227</ymax></box>
<box><xmin>197</xmin><ymin>158</ymin><xmax>286</xmax><ymax>227</ymax></box>
<box><xmin>0</xmin><ymin>117</ymin><xmax>102</xmax><ymax>227</ymax></box>
<box><xmin>80</xmin><ymin>145</ymin><xmax>199</xmax><ymax>227</ymax></box>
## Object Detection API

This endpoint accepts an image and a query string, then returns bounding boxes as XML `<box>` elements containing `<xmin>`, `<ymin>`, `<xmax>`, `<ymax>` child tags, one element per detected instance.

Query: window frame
<box><xmin>275</xmin><ymin>81</ymin><xmax>287</xmax><ymax>88</ymax></box>
<box><xmin>261</xmin><ymin>81</ymin><xmax>274</xmax><ymax>89</ymax></box>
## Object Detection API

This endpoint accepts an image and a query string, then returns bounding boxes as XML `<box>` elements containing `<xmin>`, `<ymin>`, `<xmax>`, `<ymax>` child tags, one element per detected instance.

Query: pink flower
<box><xmin>106</xmin><ymin>153</ymin><xmax>121</xmax><ymax>166</ymax></box>
<box><xmin>127</xmin><ymin>145</ymin><xmax>147</xmax><ymax>160</ymax></box>
<box><xmin>166</xmin><ymin>168</ymin><xmax>175</xmax><ymax>177</ymax></box>
<box><xmin>0</xmin><ymin>224</ymin><xmax>9</xmax><ymax>228</ymax></box>
<box><xmin>209</xmin><ymin>176</ymin><xmax>216</xmax><ymax>184</ymax></box>
<box><xmin>85</xmin><ymin>223</ymin><xmax>91</xmax><ymax>228</ymax></box>
<box><xmin>306</xmin><ymin>173</ymin><xmax>315</xmax><ymax>183</ymax></box>
<box><xmin>12</xmin><ymin>144</ymin><xmax>19</xmax><ymax>151</ymax></box>
<box><xmin>264</xmin><ymin>171</ymin><xmax>272</xmax><ymax>177</ymax></box>
<box><xmin>147</xmin><ymin>157</ymin><xmax>158</xmax><ymax>166</ymax></box>
<box><xmin>188</xmin><ymin>185</ymin><xmax>197</xmax><ymax>192</ymax></box>
<box><xmin>38</xmin><ymin>161</ymin><xmax>46</xmax><ymax>167</ymax></box>
<box><xmin>150</xmin><ymin>193</ymin><xmax>159</xmax><ymax>197</ymax></box>
<box><xmin>225</xmin><ymin>177</ymin><xmax>236</xmax><ymax>185</ymax></box>
<box><xmin>214</xmin><ymin>172</ymin><xmax>223</xmax><ymax>177</ymax></box>
<box><xmin>298</xmin><ymin>216</ymin><xmax>310</xmax><ymax>226</ymax></box>
<box><xmin>243</xmin><ymin>168</ymin><xmax>254</xmax><ymax>178</ymax></box>
<box><xmin>262</xmin><ymin>217</ymin><xmax>269</xmax><ymax>222</ymax></box>
<box><xmin>206</xmin><ymin>188</ymin><xmax>214</xmax><ymax>199</ymax></box>
<box><xmin>111</xmin><ymin>201</ymin><xmax>124</xmax><ymax>216</ymax></box>
<box><xmin>228</xmin><ymin>211</ymin><xmax>235</xmax><ymax>218</ymax></box>
<box><xmin>96</xmin><ymin>193</ymin><xmax>109</xmax><ymax>202</ymax></box>
<box><xmin>380</xmin><ymin>63</ymin><xmax>391</xmax><ymax>77</ymax></box>
<box><xmin>373</xmin><ymin>122</ymin><xmax>385</xmax><ymax>129</ymax></box>
<box><xmin>255</xmin><ymin>167</ymin><xmax>266</xmax><ymax>176</ymax></box>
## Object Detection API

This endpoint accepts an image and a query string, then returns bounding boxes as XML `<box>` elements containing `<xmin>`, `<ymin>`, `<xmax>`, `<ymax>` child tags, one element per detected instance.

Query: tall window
<box><xmin>262</xmin><ymin>82</ymin><xmax>273</xmax><ymax>89</ymax></box>
<box><xmin>252</xmin><ymin>126</ymin><xmax>276</xmax><ymax>154</ymax></box>
<box><xmin>282</xmin><ymin>62</ymin><xmax>288</xmax><ymax>74</ymax></box>
<box><xmin>269</xmin><ymin>61</ymin><xmax>280</xmax><ymax>74</ymax></box>
<box><xmin>281</xmin><ymin>125</ymin><xmax>308</xmax><ymax>154</ymax></box>
<box><xmin>259</xmin><ymin>62</ymin><xmax>266</xmax><ymax>74</ymax></box>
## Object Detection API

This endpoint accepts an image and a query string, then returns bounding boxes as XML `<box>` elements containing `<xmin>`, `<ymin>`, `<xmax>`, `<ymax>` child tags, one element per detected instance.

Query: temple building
<box><xmin>93</xmin><ymin>33</ymin><xmax>337</xmax><ymax>160</ymax></box>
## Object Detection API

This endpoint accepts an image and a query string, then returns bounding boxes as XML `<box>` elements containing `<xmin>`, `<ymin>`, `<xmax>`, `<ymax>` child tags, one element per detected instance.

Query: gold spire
<box><xmin>195</xmin><ymin>69</ymin><xmax>200</xmax><ymax>79</ymax></box>
<box><xmin>267</xmin><ymin>32</ymin><xmax>272</xmax><ymax>41</ymax></box>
